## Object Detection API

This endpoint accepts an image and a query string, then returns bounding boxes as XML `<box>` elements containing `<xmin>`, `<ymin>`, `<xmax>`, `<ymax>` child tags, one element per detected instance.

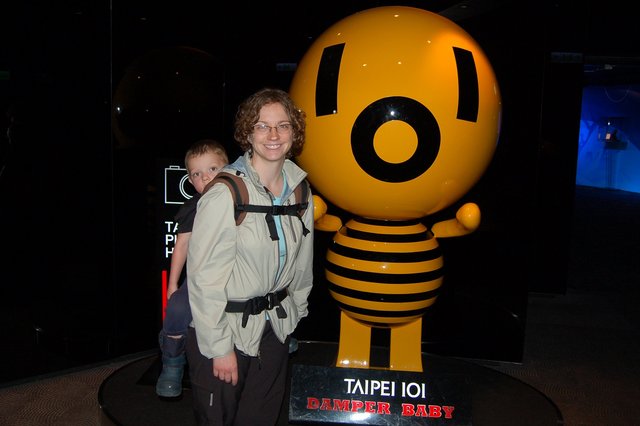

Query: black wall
<box><xmin>2</xmin><ymin>1</ymin><xmax>114</xmax><ymax>382</ymax></box>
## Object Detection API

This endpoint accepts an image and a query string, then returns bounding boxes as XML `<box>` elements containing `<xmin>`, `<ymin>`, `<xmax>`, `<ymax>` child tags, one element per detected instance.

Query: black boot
<box><xmin>156</xmin><ymin>332</ymin><xmax>186</xmax><ymax>398</ymax></box>
<box><xmin>156</xmin><ymin>353</ymin><xmax>186</xmax><ymax>398</ymax></box>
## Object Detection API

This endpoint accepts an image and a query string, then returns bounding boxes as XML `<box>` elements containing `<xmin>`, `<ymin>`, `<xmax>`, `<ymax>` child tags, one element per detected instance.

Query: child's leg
<box><xmin>162</xmin><ymin>279</ymin><xmax>192</xmax><ymax>341</ymax></box>
<box><xmin>156</xmin><ymin>278</ymin><xmax>191</xmax><ymax>398</ymax></box>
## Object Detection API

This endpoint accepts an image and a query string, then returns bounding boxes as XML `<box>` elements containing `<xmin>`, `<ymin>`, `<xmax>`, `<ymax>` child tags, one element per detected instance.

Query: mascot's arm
<box><xmin>431</xmin><ymin>202</ymin><xmax>481</xmax><ymax>238</ymax></box>
<box><xmin>313</xmin><ymin>195</ymin><xmax>342</xmax><ymax>232</ymax></box>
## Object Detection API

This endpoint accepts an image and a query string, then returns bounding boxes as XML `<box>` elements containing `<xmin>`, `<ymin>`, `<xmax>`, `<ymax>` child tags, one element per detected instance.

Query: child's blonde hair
<box><xmin>185</xmin><ymin>139</ymin><xmax>229</xmax><ymax>173</ymax></box>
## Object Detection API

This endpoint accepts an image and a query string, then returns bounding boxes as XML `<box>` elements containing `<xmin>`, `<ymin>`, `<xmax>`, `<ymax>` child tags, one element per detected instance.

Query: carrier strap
<box><xmin>205</xmin><ymin>171</ymin><xmax>310</xmax><ymax>241</ymax></box>
<box><xmin>225</xmin><ymin>288</ymin><xmax>289</xmax><ymax>328</ymax></box>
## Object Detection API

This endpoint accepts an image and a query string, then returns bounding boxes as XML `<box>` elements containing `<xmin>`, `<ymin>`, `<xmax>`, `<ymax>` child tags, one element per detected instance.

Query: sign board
<box><xmin>289</xmin><ymin>365</ymin><xmax>472</xmax><ymax>425</ymax></box>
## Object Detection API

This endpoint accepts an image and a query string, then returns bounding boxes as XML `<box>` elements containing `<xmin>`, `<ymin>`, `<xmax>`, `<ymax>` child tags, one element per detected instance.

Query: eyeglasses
<box><xmin>253</xmin><ymin>123</ymin><xmax>292</xmax><ymax>135</ymax></box>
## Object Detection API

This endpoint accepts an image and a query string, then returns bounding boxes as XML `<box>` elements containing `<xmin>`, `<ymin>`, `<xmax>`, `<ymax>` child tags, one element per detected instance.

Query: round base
<box><xmin>99</xmin><ymin>341</ymin><xmax>562</xmax><ymax>426</ymax></box>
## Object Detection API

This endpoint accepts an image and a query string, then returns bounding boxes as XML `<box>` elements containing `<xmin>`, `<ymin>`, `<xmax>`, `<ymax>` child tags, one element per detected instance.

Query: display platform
<box><xmin>99</xmin><ymin>341</ymin><xmax>562</xmax><ymax>426</ymax></box>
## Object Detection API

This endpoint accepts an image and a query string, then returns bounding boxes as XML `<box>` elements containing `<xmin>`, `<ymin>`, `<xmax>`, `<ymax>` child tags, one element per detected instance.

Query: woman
<box><xmin>186</xmin><ymin>88</ymin><xmax>314</xmax><ymax>425</ymax></box>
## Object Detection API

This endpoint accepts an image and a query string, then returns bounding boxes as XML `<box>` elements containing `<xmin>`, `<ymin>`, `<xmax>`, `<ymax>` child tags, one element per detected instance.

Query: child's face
<box><xmin>187</xmin><ymin>152</ymin><xmax>227</xmax><ymax>194</ymax></box>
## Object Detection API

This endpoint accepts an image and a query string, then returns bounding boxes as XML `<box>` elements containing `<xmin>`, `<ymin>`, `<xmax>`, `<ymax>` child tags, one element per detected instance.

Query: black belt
<box><xmin>225</xmin><ymin>288</ymin><xmax>288</xmax><ymax>328</ymax></box>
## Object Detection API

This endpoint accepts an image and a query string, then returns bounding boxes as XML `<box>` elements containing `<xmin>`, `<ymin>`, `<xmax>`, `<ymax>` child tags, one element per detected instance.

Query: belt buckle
<box><xmin>266</xmin><ymin>293</ymin><xmax>274</xmax><ymax>310</ymax></box>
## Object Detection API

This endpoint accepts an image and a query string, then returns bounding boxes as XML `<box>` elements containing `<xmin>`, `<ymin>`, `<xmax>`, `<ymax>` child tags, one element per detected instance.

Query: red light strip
<box><xmin>161</xmin><ymin>270</ymin><xmax>168</xmax><ymax>320</ymax></box>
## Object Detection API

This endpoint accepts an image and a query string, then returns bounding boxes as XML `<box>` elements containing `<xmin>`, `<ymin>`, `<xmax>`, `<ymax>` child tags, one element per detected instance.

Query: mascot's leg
<box><xmin>390</xmin><ymin>318</ymin><xmax>423</xmax><ymax>372</ymax></box>
<box><xmin>336</xmin><ymin>312</ymin><xmax>371</xmax><ymax>368</ymax></box>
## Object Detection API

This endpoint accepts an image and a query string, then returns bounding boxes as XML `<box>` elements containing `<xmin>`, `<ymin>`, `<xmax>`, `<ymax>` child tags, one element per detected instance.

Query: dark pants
<box><xmin>186</xmin><ymin>322</ymin><xmax>289</xmax><ymax>426</ymax></box>
<box><xmin>159</xmin><ymin>278</ymin><xmax>192</xmax><ymax>357</ymax></box>
<box><xmin>163</xmin><ymin>278</ymin><xmax>192</xmax><ymax>336</ymax></box>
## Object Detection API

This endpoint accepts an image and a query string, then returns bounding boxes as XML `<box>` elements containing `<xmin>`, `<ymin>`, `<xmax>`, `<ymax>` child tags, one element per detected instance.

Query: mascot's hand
<box><xmin>431</xmin><ymin>202</ymin><xmax>481</xmax><ymax>238</ymax></box>
<box><xmin>313</xmin><ymin>195</ymin><xmax>342</xmax><ymax>232</ymax></box>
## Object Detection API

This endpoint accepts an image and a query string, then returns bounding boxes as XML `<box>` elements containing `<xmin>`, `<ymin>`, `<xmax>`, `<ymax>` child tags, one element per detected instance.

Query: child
<box><xmin>156</xmin><ymin>139</ymin><xmax>229</xmax><ymax>398</ymax></box>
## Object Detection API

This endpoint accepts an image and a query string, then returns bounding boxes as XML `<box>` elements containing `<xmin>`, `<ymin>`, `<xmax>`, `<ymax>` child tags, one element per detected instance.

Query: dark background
<box><xmin>2</xmin><ymin>0</ymin><xmax>639</xmax><ymax>383</ymax></box>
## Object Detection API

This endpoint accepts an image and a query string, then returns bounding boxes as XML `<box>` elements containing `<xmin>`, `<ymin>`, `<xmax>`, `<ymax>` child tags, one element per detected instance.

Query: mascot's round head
<box><xmin>290</xmin><ymin>6</ymin><xmax>501</xmax><ymax>220</ymax></box>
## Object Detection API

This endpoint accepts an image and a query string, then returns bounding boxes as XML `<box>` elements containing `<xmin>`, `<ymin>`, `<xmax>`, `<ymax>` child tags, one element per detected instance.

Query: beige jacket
<box><xmin>187</xmin><ymin>152</ymin><xmax>314</xmax><ymax>358</ymax></box>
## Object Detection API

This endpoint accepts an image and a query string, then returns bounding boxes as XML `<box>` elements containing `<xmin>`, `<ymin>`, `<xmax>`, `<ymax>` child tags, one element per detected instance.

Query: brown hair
<box><xmin>233</xmin><ymin>88</ymin><xmax>306</xmax><ymax>158</ymax></box>
<box><xmin>184</xmin><ymin>139</ymin><xmax>229</xmax><ymax>172</ymax></box>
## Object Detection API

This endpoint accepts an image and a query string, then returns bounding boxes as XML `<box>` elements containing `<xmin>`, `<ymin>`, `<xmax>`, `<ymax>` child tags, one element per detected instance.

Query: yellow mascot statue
<box><xmin>290</xmin><ymin>6</ymin><xmax>501</xmax><ymax>372</ymax></box>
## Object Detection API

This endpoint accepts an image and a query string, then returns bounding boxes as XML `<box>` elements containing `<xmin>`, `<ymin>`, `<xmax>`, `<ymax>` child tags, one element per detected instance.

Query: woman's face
<box><xmin>249</xmin><ymin>102</ymin><xmax>292</xmax><ymax>164</ymax></box>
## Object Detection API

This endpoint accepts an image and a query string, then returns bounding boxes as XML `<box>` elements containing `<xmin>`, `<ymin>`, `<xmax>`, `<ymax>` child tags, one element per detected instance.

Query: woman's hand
<box><xmin>212</xmin><ymin>352</ymin><xmax>238</xmax><ymax>385</ymax></box>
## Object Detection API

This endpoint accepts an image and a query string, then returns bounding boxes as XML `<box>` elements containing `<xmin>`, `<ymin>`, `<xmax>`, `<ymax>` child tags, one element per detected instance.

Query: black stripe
<box><xmin>453</xmin><ymin>46</ymin><xmax>479</xmax><ymax>122</ymax></box>
<box><xmin>316</xmin><ymin>43</ymin><xmax>345</xmax><ymax>116</ymax></box>
<box><xmin>344</xmin><ymin>227</ymin><xmax>432</xmax><ymax>242</ymax></box>
<box><xmin>333</xmin><ymin>300</ymin><xmax>432</xmax><ymax>318</ymax></box>
<box><xmin>355</xmin><ymin>217</ymin><xmax>421</xmax><ymax>226</ymax></box>
<box><xmin>328</xmin><ymin>282</ymin><xmax>440</xmax><ymax>302</ymax></box>
<box><xmin>330</xmin><ymin>242</ymin><xmax>442</xmax><ymax>262</ymax></box>
<box><xmin>325</xmin><ymin>261</ymin><xmax>444</xmax><ymax>283</ymax></box>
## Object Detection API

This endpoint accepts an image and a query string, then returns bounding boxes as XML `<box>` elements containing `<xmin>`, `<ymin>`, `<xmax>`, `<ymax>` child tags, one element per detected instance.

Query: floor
<box><xmin>1</xmin><ymin>185</ymin><xmax>639</xmax><ymax>426</ymax></box>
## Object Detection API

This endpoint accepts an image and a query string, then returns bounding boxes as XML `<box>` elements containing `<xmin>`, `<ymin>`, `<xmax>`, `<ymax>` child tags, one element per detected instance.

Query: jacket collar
<box><xmin>226</xmin><ymin>152</ymin><xmax>308</xmax><ymax>201</ymax></box>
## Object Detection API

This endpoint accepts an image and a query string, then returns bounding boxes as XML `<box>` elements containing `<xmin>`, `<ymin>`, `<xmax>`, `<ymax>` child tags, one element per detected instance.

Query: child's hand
<box><xmin>167</xmin><ymin>285</ymin><xmax>179</xmax><ymax>299</ymax></box>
